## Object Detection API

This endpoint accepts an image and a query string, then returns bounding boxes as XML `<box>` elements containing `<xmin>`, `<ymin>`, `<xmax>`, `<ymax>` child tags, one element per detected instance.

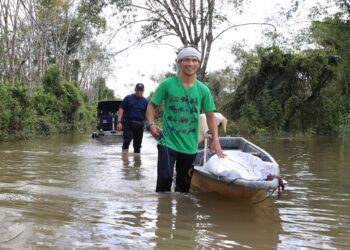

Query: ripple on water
<box><xmin>1</xmin><ymin>135</ymin><xmax>350</xmax><ymax>249</ymax></box>
<box><xmin>0</xmin><ymin>210</ymin><xmax>33</xmax><ymax>249</ymax></box>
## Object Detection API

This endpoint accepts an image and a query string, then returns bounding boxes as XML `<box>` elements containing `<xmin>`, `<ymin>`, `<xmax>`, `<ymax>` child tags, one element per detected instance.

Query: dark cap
<box><xmin>135</xmin><ymin>83</ymin><xmax>144</xmax><ymax>90</ymax></box>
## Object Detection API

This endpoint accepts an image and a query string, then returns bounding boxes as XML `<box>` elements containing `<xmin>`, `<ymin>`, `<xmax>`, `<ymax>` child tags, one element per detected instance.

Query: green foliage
<box><xmin>256</xmin><ymin>90</ymin><xmax>283</xmax><ymax>131</ymax></box>
<box><xmin>337</xmin><ymin>95</ymin><xmax>350</xmax><ymax>137</ymax></box>
<box><xmin>31</xmin><ymin>89</ymin><xmax>60</xmax><ymax>135</ymax></box>
<box><xmin>0</xmin><ymin>84</ymin><xmax>14</xmax><ymax>141</ymax></box>
<box><xmin>95</xmin><ymin>77</ymin><xmax>115</xmax><ymax>101</ymax></box>
<box><xmin>0</xmin><ymin>82</ymin><xmax>35</xmax><ymax>141</ymax></box>
<box><xmin>78</xmin><ymin>0</ymin><xmax>107</xmax><ymax>30</ymax></box>
<box><xmin>0</xmin><ymin>65</ymin><xmax>96</xmax><ymax>142</ymax></box>
<box><xmin>204</xmin><ymin>67</ymin><xmax>236</xmax><ymax>110</ymax></box>
<box><xmin>237</xmin><ymin>102</ymin><xmax>262</xmax><ymax>135</ymax></box>
<box><xmin>339</xmin><ymin>112</ymin><xmax>350</xmax><ymax>137</ymax></box>
<box><xmin>225</xmin><ymin>45</ymin><xmax>342</xmax><ymax>136</ymax></box>
<box><xmin>42</xmin><ymin>64</ymin><xmax>64</xmax><ymax>96</ymax></box>
<box><xmin>310</xmin><ymin>15</ymin><xmax>350</xmax><ymax>96</ymax></box>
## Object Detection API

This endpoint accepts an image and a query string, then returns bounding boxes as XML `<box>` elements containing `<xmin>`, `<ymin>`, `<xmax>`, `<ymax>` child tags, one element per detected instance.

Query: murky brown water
<box><xmin>0</xmin><ymin>134</ymin><xmax>349</xmax><ymax>249</ymax></box>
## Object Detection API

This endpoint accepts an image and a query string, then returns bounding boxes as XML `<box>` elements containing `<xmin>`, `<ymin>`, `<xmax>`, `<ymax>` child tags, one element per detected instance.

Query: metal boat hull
<box><xmin>190</xmin><ymin>137</ymin><xmax>281</xmax><ymax>202</ymax></box>
<box><xmin>191</xmin><ymin>168</ymin><xmax>278</xmax><ymax>202</ymax></box>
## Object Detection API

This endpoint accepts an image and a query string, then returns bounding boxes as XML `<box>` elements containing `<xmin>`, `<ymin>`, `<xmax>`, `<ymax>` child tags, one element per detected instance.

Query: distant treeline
<box><xmin>0</xmin><ymin>1</ymin><xmax>115</xmax><ymax>142</ymax></box>
<box><xmin>215</xmin><ymin>46</ymin><xmax>350</xmax><ymax>137</ymax></box>
<box><xmin>205</xmin><ymin>11</ymin><xmax>350</xmax><ymax>138</ymax></box>
<box><xmin>1</xmin><ymin>0</ymin><xmax>350</xmax><ymax>141</ymax></box>
<box><xmin>0</xmin><ymin>65</ymin><xmax>96</xmax><ymax>142</ymax></box>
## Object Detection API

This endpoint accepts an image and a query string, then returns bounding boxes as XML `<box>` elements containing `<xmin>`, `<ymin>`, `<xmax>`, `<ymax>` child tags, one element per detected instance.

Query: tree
<box><xmin>204</xmin><ymin>67</ymin><xmax>237</xmax><ymax>109</ymax></box>
<box><xmin>0</xmin><ymin>0</ymin><xmax>112</xmax><ymax>103</ymax></box>
<box><xmin>95</xmin><ymin>76</ymin><xmax>115</xmax><ymax>101</ymax></box>
<box><xmin>309</xmin><ymin>14</ymin><xmax>350</xmax><ymax>96</ymax></box>
<box><xmin>0</xmin><ymin>0</ymin><xmax>21</xmax><ymax>85</ymax></box>
<box><xmin>225</xmin><ymin>46</ymin><xmax>339</xmax><ymax>134</ymax></box>
<box><xmin>109</xmin><ymin>0</ymin><xmax>275</xmax><ymax>81</ymax></box>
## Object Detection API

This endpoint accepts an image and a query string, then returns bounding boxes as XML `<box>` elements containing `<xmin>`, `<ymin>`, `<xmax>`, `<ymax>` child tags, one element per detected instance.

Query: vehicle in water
<box><xmin>91</xmin><ymin>100</ymin><xmax>123</xmax><ymax>138</ymax></box>
<box><xmin>191</xmin><ymin>136</ymin><xmax>285</xmax><ymax>203</ymax></box>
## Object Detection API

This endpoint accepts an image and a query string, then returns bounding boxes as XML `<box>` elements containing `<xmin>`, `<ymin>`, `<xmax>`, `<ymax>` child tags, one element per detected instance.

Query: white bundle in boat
<box><xmin>201</xmin><ymin>151</ymin><xmax>278</xmax><ymax>180</ymax></box>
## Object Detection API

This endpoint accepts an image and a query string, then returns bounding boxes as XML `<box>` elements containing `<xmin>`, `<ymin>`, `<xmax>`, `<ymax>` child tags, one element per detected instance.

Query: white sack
<box><xmin>201</xmin><ymin>151</ymin><xmax>277</xmax><ymax>180</ymax></box>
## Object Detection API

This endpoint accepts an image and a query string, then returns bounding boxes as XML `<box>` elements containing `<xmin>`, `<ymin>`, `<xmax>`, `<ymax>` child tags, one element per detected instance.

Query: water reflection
<box><xmin>255</xmin><ymin>137</ymin><xmax>350</xmax><ymax>249</ymax></box>
<box><xmin>1</xmin><ymin>135</ymin><xmax>350</xmax><ymax>249</ymax></box>
<box><xmin>93</xmin><ymin>135</ymin><xmax>124</xmax><ymax>146</ymax></box>
<box><xmin>154</xmin><ymin>192</ymin><xmax>281</xmax><ymax>249</ymax></box>
<box><xmin>121</xmin><ymin>153</ymin><xmax>143</xmax><ymax>180</ymax></box>
<box><xmin>155</xmin><ymin>193</ymin><xmax>197</xmax><ymax>249</ymax></box>
<box><xmin>0</xmin><ymin>210</ymin><xmax>27</xmax><ymax>248</ymax></box>
<box><xmin>199</xmin><ymin>196</ymin><xmax>281</xmax><ymax>249</ymax></box>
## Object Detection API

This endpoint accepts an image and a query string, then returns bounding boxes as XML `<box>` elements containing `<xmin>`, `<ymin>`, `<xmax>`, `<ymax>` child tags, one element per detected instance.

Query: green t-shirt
<box><xmin>151</xmin><ymin>76</ymin><xmax>216</xmax><ymax>154</ymax></box>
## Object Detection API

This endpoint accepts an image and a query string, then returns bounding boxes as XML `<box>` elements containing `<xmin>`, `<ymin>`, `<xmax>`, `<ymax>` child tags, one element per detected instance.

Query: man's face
<box><xmin>178</xmin><ymin>56</ymin><xmax>200</xmax><ymax>77</ymax></box>
<box><xmin>135</xmin><ymin>88</ymin><xmax>144</xmax><ymax>97</ymax></box>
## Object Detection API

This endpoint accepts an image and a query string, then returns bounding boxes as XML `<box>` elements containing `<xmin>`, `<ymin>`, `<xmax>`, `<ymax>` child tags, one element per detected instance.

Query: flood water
<box><xmin>0</xmin><ymin>133</ymin><xmax>350</xmax><ymax>249</ymax></box>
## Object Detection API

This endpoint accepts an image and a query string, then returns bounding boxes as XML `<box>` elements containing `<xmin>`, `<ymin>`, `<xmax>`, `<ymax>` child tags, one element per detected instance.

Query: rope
<box><xmin>158</xmin><ymin>131</ymin><xmax>178</xmax><ymax>191</ymax></box>
<box><xmin>227</xmin><ymin>176</ymin><xmax>283</xmax><ymax>205</ymax></box>
<box><xmin>253</xmin><ymin>189</ymin><xmax>277</xmax><ymax>205</ymax></box>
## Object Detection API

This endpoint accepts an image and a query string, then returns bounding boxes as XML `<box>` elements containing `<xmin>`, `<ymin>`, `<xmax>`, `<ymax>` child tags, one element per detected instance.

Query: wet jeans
<box><xmin>122</xmin><ymin>120</ymin><xmax>145</xmax><ymax>153</ymax></box>
<box><xmin>156</xmin><ymin>144</ymin><xmax>197</xmax><ymax>192</ymax></box>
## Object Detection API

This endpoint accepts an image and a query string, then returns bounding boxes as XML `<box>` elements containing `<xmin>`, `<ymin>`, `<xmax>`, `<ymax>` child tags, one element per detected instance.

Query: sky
<box><xmin>101</xmin><ymin>0</ymin><xmax>325</xmax><ymax>98</ymax></box>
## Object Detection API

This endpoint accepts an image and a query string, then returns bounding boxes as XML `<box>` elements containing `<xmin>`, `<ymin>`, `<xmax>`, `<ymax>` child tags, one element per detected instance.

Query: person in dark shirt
<box><xmin>117</xmin><ymin>83</ymin><xmax>149</xmax><ymax>153</ymax></box>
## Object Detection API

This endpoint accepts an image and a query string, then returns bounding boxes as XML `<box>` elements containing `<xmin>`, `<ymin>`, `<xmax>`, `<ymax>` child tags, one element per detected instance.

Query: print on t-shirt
<box><xmin>166</xmin><ymin>94</ymin><xmax>199</xmax><ymax>135</ymax></box>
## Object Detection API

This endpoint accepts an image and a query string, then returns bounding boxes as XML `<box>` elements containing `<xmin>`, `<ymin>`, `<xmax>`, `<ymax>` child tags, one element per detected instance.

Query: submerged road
<box><xmin>0</xmin><ymin>133</ymin><xmax>349</xmax><ymax>249</ymax></box>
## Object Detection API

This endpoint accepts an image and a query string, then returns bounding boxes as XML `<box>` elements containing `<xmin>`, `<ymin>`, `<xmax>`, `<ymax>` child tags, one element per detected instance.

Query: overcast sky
<box><xmin>101</xmin><ymin>0</ymin><xmax>325</xmax><ymax>98</ymax></box>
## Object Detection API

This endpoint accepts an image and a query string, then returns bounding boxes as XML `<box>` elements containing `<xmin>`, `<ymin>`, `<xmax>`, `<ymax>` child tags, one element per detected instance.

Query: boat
<box><xmin>191</xmin><ymin>136</ymin><xmax>285</xmax><ymax>203</ymax></box>
<box><xmin>91</xmin><ymin>100</ymin><xmax>123</xmax><ymax>138</ymax></box>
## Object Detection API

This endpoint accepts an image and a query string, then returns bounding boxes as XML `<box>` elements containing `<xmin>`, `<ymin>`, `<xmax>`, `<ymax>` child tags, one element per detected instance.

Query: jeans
<box><xmin>122</xmin><ymin>120</ymin><xmax>144</xmax><ymax>153</ymax></box>
<box><xmin>156</xmin><ymin>144</ymin><xmax>197</xmax><ymax>192</ymax></box>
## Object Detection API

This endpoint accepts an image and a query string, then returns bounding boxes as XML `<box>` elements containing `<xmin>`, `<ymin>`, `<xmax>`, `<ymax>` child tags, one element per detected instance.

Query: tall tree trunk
<box><xmin>0</xmin><ymin>0</ymin><xmax>10</xmax><ymax>81</ymax></box>
<box><xmin>28</xmin><ymin>0</ymin><xmax>33</xmax><ymax>88</ymax></box>
<box><xmin>9</xmin><ymin>0</ymin><xmax>20</xmax><ymax>85</ymax></box>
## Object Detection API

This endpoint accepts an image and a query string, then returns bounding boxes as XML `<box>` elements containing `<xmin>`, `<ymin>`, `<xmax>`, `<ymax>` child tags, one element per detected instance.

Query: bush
<box><xmin>0</xmin><ymin>82</ymin><xmax>36</xmax><ymax>141</ymax></box>
<box><xmin>0</xmin><ymin>65</ymin><xmax>96</xmax><ymax>142</ymax></box>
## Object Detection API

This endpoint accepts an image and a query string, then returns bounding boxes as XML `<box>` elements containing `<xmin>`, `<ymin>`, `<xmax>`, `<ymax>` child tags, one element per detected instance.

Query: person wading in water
<box><xmin>146</xmin><ymin>46</ymin><xmax>225</xmax><ymax>192</ymax></box>
<box><xmin>117</xmin><ymin>83</ymin><xmax>148</xmax><ymax>154</ymax></box>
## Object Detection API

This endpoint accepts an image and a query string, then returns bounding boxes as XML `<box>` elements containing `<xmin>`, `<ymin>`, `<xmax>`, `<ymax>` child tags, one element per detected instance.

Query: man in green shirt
<box><xmin>146</xmin><ymin>46</ymin><xmax>225</xmax><ymax>192</ymax></box>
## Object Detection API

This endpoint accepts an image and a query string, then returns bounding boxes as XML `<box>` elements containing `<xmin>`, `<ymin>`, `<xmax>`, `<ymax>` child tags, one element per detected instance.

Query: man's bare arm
<box><xmin>146</xmin><ymin>102</ymin><xmax>162</xmax><ymax>139</ymax></box>
<box><xmin>205</xmin><ymin>112</ymin><xmax>225</xmax><ymax>158</ymax></box>
<box><xmin>116</xmin><ymin>108</ymin><xmax>124</xmax><ymax>130</ymax></box>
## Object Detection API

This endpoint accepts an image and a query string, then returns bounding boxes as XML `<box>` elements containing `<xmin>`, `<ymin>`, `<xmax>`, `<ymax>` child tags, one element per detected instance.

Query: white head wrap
<box><xmin>176</xmin><ymin>47</ymin><xmax>201</xmax><ymax>62</ymax></box>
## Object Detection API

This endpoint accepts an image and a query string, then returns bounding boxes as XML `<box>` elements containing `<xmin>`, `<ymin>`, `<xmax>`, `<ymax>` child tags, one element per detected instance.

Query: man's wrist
<box><xmin>212</xmin><ymin>137</ymin><xmax>220</xmax><ymax>142</ymax></box>
<box><xmin>146</xmin><ymin>122</ymin><xmax>154</xmax><ymax>131</ymax></box>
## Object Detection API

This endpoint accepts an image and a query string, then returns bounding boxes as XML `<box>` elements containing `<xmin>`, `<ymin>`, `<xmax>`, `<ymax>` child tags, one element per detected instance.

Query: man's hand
<box><xmin>117</xmin><ymin>122</ymin><xmax>122</xmax><ymax>131</ymax></box>
<box><xmin>210</xmin><ymin>138</ymin><xmax>226</xmax><ymax>158</ymax></box>
<box><xmin>149</xmin><ymin>125</ymin><xmax>163</xmax><ymax>140</ymax></box>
